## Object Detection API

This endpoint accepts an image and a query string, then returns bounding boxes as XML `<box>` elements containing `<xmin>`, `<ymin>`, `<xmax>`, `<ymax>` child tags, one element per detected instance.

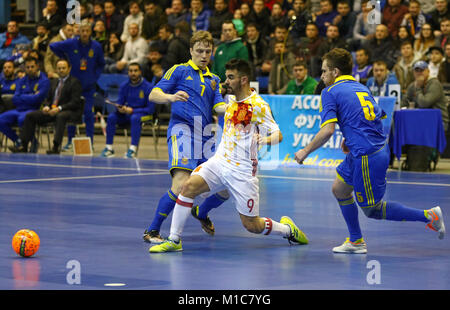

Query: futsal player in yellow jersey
<box><xmin>150</xmin><ymin>59</ymin><xmax>309</xmax><ymax>253</ymax></box>
<box><xmin>295</xmin><ymin>48</ymin><xmax>445</xmax><ymax>254</ymax></box>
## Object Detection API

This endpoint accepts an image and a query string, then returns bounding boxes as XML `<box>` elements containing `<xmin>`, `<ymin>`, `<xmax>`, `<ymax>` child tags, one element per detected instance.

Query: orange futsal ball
<box><xmin>12</xmin><ymin>229</ymin><xmax>40</xmax><ymax>257</ymax></box>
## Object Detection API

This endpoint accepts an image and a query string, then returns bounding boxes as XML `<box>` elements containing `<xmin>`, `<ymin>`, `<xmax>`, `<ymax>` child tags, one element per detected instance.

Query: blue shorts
<box><xmin>167</xmin><ymin>132</ymin><xmax>216</xmax><ymax>174</ymax></box>
<box><xmin>336</xmin><ymin>145</ymin><xmax>390</xmax><ymax>208</ymax></box>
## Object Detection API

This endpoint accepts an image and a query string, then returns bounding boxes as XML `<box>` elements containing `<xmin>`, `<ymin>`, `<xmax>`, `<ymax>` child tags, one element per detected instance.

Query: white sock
<box><xmin>106</xmin><ymin>144</ymin><xmax>113</xmax><ymax>150</ymax></box>
<box><xmin>130</xmin><ymin>145</ymin><xmax>137</xmax><ymax>151</ymax></box>
<box><xmin>169</xmin><ymin>195</ymin><xmax>194</xmax><ymax>242</ymax></box>
<box><xmin>261</xmin><ymin>217</ymin><xmax>291</xmax><ymax>237</ymax></box>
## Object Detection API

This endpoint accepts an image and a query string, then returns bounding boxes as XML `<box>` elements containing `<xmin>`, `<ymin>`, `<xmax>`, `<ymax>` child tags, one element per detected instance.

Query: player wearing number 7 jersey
<box><xmin>149</xmin><ymin>59</ymin><xmax>309</xmax><ymax>253</ymax></box>
<box><xmin>295</xmin><ymin>48</ymin><xmax>445</xmax><ymax>254</ymax></box>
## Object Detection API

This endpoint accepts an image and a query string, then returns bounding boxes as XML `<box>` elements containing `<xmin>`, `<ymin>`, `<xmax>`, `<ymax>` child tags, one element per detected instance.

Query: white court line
<box><xmin>258</xmin><ymin>174</ymin><xmax>450</xmax><ymax>187</ymax></box>
<box><xmin>0</xmin><ymin>160</ymin><xmax>167</xmax><ymax>172</ymax></box>
<box><xmin>0</xmin><ymin>171</ymin><xmax>167</xmax><ymax>184</ymax></box>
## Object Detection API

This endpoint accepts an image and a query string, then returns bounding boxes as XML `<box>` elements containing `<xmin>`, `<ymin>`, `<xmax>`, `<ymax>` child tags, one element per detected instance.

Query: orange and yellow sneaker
<box><xmin>425</xmin><ymin>206</ymin><xmax>445</xmax><ymax>239</ymax></box>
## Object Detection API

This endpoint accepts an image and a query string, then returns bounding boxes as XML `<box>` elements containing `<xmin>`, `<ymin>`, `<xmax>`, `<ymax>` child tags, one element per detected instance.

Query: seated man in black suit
<box><xmin>10</xmin><ymin>58</ymin><xmax>83</xmax><ymax>154</ymax></box>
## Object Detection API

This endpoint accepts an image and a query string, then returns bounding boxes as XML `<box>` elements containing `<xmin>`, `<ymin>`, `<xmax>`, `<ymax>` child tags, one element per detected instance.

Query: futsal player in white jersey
<box><xmin>150</xmin><ymin>59</ymin><xmax>309</xmax><ymax>253</ymax></box>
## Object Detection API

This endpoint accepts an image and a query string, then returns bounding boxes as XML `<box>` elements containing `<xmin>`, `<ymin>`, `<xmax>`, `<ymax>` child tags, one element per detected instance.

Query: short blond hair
<box><xmin>190</xmin><ymin>30</ymin><xmax>214</xmax><ymax>49</ymax></box>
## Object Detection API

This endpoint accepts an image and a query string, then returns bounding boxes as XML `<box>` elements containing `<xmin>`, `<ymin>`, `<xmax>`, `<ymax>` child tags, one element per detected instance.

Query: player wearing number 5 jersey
<box><xmin>295</xmin><ymin>48</ymin><xmax>445</xmax><ymax>254</ymax></box>
<box><xmin>149</xmin><ymin>59</ymin><xmax>309</xmax><ymax>253</ymax></box>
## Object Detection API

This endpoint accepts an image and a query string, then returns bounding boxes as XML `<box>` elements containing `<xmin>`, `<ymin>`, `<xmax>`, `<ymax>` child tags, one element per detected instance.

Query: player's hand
<box><xmin>48</xmin><ymin>107</ymin><xmax>60</xmax><ymax>116</ymax></box>
<box><xmin>171</xmin><ymin>91</ymin><xmax>189</xmax><ymax>102</ymax></box>
<box><xmin>254</xmin><ymin>133</ymin><xmax>266</xmax><ymax>145</ymax></box>
<box><xmin>294</xmin><ymin>149</ymin><xmax>308</xmax><ymax>165</ymax></box>
<box><xmin>42</xmin><ymin>106</ymin><xmax>50</xmax><ymax>114</ymax></box>
<box><xmin>341</xmin><ymin>139</ymin><xmax>350</xmax><ymax>154</ymax></box>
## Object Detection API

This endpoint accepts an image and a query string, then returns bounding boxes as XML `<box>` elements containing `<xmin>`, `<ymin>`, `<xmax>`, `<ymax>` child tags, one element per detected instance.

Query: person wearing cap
<box><xmin>427</xmin><ymin>46</ymin><xmax>445</xmax><ymax>78</ymax></box>
<box><xmin>402</xmin><ymin>60</ymin><xmax>449</xmax><ymax>131</ymax></box>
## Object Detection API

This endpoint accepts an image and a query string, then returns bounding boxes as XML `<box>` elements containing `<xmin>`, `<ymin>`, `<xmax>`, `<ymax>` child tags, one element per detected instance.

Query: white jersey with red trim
<box><xmin>215</xmin><ymin>90</ymin><xmax>280</xmax><ymax>171</ymax></box>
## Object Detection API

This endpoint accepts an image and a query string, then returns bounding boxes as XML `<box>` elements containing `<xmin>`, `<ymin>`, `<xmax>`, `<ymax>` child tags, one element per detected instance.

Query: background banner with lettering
<box><xmin>257</xmin><ymin>95</ymin><xmax>396</xmax><ymax>169</ymax></box>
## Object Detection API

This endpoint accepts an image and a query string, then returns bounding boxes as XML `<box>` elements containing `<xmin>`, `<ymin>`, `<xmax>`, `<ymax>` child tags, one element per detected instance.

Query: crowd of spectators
<box><xmin>1</xmin><ymin>0</ymin><xmax>450</xmax><ymax>134</ymax></box>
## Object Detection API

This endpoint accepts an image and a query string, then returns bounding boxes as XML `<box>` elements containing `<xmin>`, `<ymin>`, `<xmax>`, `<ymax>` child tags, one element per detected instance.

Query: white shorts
<box><xmin>191</xmin><ymin>155</ymin><xmax>260</xmax><ymax>217</ymax></box>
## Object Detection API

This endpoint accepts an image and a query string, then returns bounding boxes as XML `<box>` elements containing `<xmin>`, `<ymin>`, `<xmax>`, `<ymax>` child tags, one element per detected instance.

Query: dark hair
<box><xmin>322</xmin><ymin>48</ymin><xmax>353</xmax><ymax>75</ymax></box>
<box><xmin>293</xmin><ymin>60</ymin><xmax>308</xmax><ymax>68</ymax></box>
<box><xmin>372</xmin><ymin>60</ymin><xmax>388</xmax><ymax>68</ymax></box>
<box><xmin>225</xmin><ymin>58</ymin><xmax>252</xmax><ymax>79</ymax></box>
<box><xmin>24</xmin><ymin>56</ymin><xmax>38</xmax><ymax>64</ymax></box>
<box><xmin>128</xmin><ymin>62</ymin><xmax>142</xmax><ymax>71</ymax></box>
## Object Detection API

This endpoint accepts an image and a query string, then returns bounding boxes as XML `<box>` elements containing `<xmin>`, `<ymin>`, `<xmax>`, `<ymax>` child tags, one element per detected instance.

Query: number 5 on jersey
<box><xmin>356</xmin><ymin>92</ymin><xmax>376</xmax><ymax>121</ymax></box>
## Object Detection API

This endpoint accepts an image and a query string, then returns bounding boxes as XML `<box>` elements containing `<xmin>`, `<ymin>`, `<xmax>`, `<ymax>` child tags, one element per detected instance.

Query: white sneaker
<box><xmin>332</xmin><ymin>238</ymin><xmax>367</xmax><ymax>254</ymax></box>
<box><xmin>426</xmin><ymin>206</ymin><xmax>445</xmax><ymax>239</ymax></box>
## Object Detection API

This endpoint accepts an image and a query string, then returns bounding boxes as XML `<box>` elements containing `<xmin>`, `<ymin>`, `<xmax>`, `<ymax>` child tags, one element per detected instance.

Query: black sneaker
<box><xmin>142</xmin><ymin>229</ymin><xmax>164</xmax><ymax>243</ymax></box>
<box><xmin>191</xmin><ymin>205</ymin><xmax>215</xmax><ymax>235</ymax></box>
<box><xmin>8</xmin><ymin>145</ymin><xmax>27</xmax><ymax>153</ymax></box>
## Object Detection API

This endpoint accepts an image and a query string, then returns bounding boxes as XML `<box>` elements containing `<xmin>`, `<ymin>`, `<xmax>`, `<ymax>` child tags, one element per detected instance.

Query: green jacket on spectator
<box><xmin>212</xmin><ymin>38</ymin><xmax>248</xmax><ymax>82</ymax></box>
<box><xmin>284</xmin><ymin>76</ymin><xmax>318</xmax><ymax>95</ymax></box>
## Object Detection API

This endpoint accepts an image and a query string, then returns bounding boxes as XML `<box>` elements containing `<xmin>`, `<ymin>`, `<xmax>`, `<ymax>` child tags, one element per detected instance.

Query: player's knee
<box><xmin>361</xmin><ymin>201</ymin><xmax>384</xmax><ymax>220</ymax></box>
<box><xmin>180</xmin><ymin>178</ymin><xmax>197</xmax><ymax>197</ymax></box>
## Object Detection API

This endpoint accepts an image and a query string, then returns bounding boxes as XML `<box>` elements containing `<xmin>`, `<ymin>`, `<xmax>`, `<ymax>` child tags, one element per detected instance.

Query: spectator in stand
<box><xmin>413</xmin><ymin>23</ymin><xmax>439</xmax><ymax>59</ymax></box>
<box><xmin>248</xmin><ymin>0</ymin><xmax>272</xmax><ymax>39</ymax></box>
<box><xmin>402</xmin><ymin>60</ymin><xmax>449</xmax><ymax>132</ymax></box>
<box><xmin>161</xmin><ymin>21</ymin><xmax>191</xmax><ymax>70</ymax></box>
<box><xmin>143</xmin><ymin>44</ymin><xmax>164</xmax><ymax>84</ymax></box>
<box><xmin>269</xmin><ymin>3</ymin><xmax>289</xmax><ymax>35</ymax></box>
<box><xmin>350</xmin><ymin>0</ymin><xmax>377</xmax><ymax>51</ymax></box>
<box><xmin>333</xmin><ymin>0</ymin><xmax>357</xmax><ymax>41</ymax></box>
<box><xmin>289</xmin><ymin>0</ymin><xmax>312</xmax><ymax>42</ymax></box>
<box><xmin>268</xmin><ymin>41</ymin><xmax>296</xmax><ymax>94</ymax></box>
<box><xmin>32</xmin><ymin>22</ymin><xmax>50</xmax><ymax>61</ymax></box>
<box><xmin>352</xmin><ymin>47</ymin><xmax>373</xmax><ymax>85</ymax></box>
<box><xmin>296</xmin><ymin>22</ymin><xmax>324</xmax><ymax>78</ymax></box>
<box><xmin>400</xmin><ymin>0</ymin><xmax>427</xmax><ymax>39</ymax></box>
<box><xmin>427</xmin><ymin>46</ymin><xmax>445</xmax><ymax>79</ymax></box>
<box><xmin>0</xmin><ymin>57</ymin><xmax>50</xmax><ymax>152</ymax></box>
<box><xmin>240</xmin><ymin>2</ymin><xmax>252</xmax><ymax>27</ymax></box>
<box><xmin>142</xmin><ymin>1</ymin><xmax>167</xmax><ymax>42</ymax></box>
<box><xmin>284</xmin><ymin>60</ymin><xmax>318</xmax><ymax>95</ymax></box>
<box><xmin>314</xmin><ymin>0</ymin><xmax>338</xmax><ymax>37</ymax></box>
<box><xmin>366</xmin><ymin>60</ymin><xmax>401</xmax><ymax>97</ymax></box>
<box><xmin>121</xmin><ymin>1</ymin><xmax>144</xmax><ymax>43</ymax></box>
<box><xmin>393</xmin><ymin>40</ymin><xmax>422</xmax><ymax>95</ymax></box>
<box><xmin>186</xmin><ymin>0</ymin><xmax>211</xmax><ymax>33</ymax></box>
<box><xmin>105</xmin><ymin>23</ymin><xmax>148</xmax><ymax>73</ymax></box>
<box><xmin>396</xmin><ymin>25</ymin><xmax>416</xmax><ymax>47</ymax></box>
<box><xmin>232</xmin><ymin>9</ymin><xmax>246</xmax><ymax>37</ymax></box>
<box><xmin>212</xmin><ymin>21</ymin><xmax>249</xmax><ymax>82</ymax></box>
<box><xmin>90</xmin><ymin>2</ymin><xmax>105</xmax><ymax>24</ymax></box>
<box><xmin>266</xmin><ymin>25</ymin><xmax>294</xmax><ymax>62</ymax></box>
<box><xmin>103</xmin><ymin>0</ymin><xmax>125</xmax><ymax>35</ymax></box>
<box><xmin>438</xmin><ymin>41</ymin><xmax>450</xmax><ymax>84</ymax></box>
<box><xmin>104</xmin><ymin>32</ymin><xmax>125</xmax><ymax>69</ymax></box>
<box><xmin>40</xmin><ymin>0</ymin><xmax>64</xmax><ymax>37</ymax></box>
<box><xmin>382</xmin><ymin>0</ymin><xmax>409</xmax><ymax>39</ymax></box>
<box><xmin>317</xmin><ymin>24</ymin><xmax>349</xmax><ymax>59</ymax></box>
<box><xmin>244</xmin><ymin>23</ymin><xmax>268</xmax><ymax>76</ymax></box>
<box><xmin>438</xmin><ymin>18</ymin><xmax>450</xmax><ymax>49</ymax></box>
<box><xmin>166</xmin><ymin>0</ymin><xmax>188</xmax><ymax>28</ymax></box>
<box><xmin>93</xmin><ymin>20</ymin><xmax>109</xmax><ymax>52</ymax></box>
<box><xmin>430</xmin><ymin>0</ymin><xmax>450</xmax><ymax>37</ymax></box>
<box><xmin>44</xmin><ymin>23</ymin><xmax>73</xmax><ymax>79</ymax></box>
<box><xmin>209</xmin><ymin>0</ymin><xmax>234</xmax><ymax>41</ymax></box>
<box><xmin>363</xmin><ymin>23</ymin><xmax>399</xmax><ymax>70</ymax></box>
<box><xmin>0</xmin><ymin>21</ymin><xmax>31</xmax><ymax>66</ymax></box>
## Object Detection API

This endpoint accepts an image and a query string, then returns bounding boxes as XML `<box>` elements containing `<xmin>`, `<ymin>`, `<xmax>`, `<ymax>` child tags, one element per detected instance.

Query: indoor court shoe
<box><xmin>426</xmin><ymin>206</ymin><xmax>445</xmax><ymax>239</ymax></box>
<box><xmin>100</xmin><ymin>147</ymin><xmax>115</xmax><ymax>157</ymax></box>
<box><xmin>61</xmin><ymin>143</ymin><xmax>72</xmax><ymax>152</ymax></box>
<box><xmin>191</xmin><ymin>205</ymin><xmax>215</xmax><ymax>235</ymax></box>
<box><xmin>149</xmin><ymin>238</ymin><xmax>182</xmax><ymax>253</ymax></box>
<box><xmin>8</xmin><ymin>145</ymin><xmax>27</xmax><ymax>153</ymax></box>
<box><xmin>124</xmin><ymin>148</ymin><xmax>136</xmax><ymax>159</ymax></box>
<box><xmin>280</xmin><ymin>216</ymin><xmax>309</xmax><ymax>245</ymax></box>
<box><xmin>142</xmin><ymin>229</ymin><xmax>164</xmax><ymax>243</ymax></box>
<box><xmin>332</xmin><ymin>238</ymin><xmax>367</xmax><ymax>254</ymax></box>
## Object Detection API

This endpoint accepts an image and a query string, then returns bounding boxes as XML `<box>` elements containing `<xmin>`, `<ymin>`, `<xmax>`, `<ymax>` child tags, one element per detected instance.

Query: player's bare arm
<box><xmin>295</xmin><ymin>122</ymin><xmax>335</xmax><ymax>164</ymax></box>
<box><xmin>256</xmin><ymin>130</ymin><xmax>283</xmax><ymax>145</ymax></box>
<box><xmin>148</xmin><ymin>88</ymin><xmax>189</xmax><ymax>104</ymax></box>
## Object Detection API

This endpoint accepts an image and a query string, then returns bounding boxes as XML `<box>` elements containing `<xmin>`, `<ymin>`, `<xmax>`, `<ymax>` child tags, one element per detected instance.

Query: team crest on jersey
<box><xmin>231</xmin><ymin>102</ymin><xmax>253</xmax><ymax>131</ymax></box>
<box><xmin>139</xmin><ymin>90</ymin><xmax>144</xmax><ymax>99</ymax></box>
<box><xmin>181</xmin><ymin>157</ymin><xmax>189</xmax><ymax>165</ymax></box>
<box><xmin>88</xmin><ymin>49</ymin><xmax>94</xmax><ymax>57</ymax></box>
<box><xmin>210</xmin><ymin>80</ymin><xmax>216</xmax><ymax>91</ymax></box>
<box><xmin>10</xmin><ymin>83</ymin><xmax>16</xmax><ymax>91</ymax></box>
<box><xmin>185</xmin><ymin>76</ymin><xmax>193</xmax><ymax>80</ymax></box>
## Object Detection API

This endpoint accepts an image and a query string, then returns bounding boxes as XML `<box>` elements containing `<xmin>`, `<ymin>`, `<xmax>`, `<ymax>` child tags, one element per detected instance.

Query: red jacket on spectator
<box><xmin>382</xmin><ymin>2</ymin><xmax>409</xmax><ymax>39</ymax></box>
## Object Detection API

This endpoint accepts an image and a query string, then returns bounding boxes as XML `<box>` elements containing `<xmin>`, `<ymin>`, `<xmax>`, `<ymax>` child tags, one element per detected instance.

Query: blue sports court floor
<box><xmin>0</xmin><ymin>152</ymin><xmax>449</xmax><ymax>290</ymax></box>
